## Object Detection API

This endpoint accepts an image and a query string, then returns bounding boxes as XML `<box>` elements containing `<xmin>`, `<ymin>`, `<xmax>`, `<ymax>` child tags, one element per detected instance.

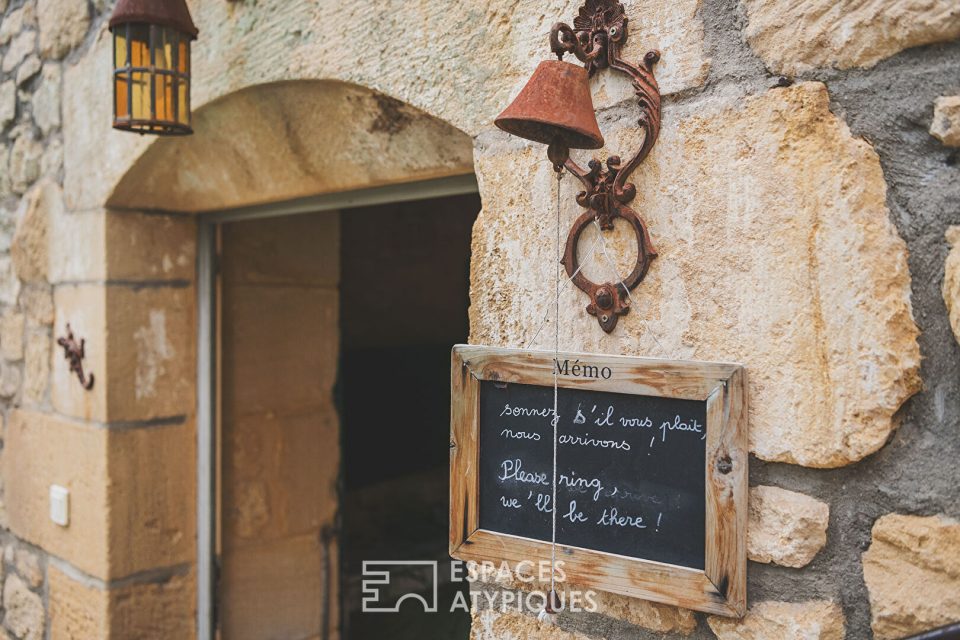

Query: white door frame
<box><xmin>195</xmin><ymin>174</ymin><xmax>480</xmax><ymax>640</ymax></box>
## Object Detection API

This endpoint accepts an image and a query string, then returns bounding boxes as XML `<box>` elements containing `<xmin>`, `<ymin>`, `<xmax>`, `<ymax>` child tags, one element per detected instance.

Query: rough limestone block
<box><xmin>931</xmin><ymin>97</ymin><xmax>960</xmax><ymax>147</ymax></box>
<box><xmin>13</xmin><ymin>548</ymin><xmax>42</xmax><ymax>589</ymax></box>
<box><xmin>48</xmin><ymin>208</ymin><xmax>197</xmax><ymax>284</ymax></box>
<box><xmin>708</xmin><ymin>600</ymin><xmax>845</xmax><ymax>640</ymax></box>
<box><xmin>105</xmin><ymin>285</ymin><xmax>196</xmax><ymax>422</ymax></box>
<box><xmin>11</xmin><ymin>178</ymin><xmax>57</xmax><ymax>283</ymax></box>
<box><xmin>0</xmin><ymin>311</ymin><xmax>24</xmax><ymax>360</ymax></box>
<box><xmin>107</xmin><ymin>420</ymin><xmax>196</xmax><ymax>576</ymax></box>
<box><xmin>0</xmin><ymin>80</ymin><xmax>14</xmax><ymax>129</ymax></box>
<box><xmin>3</xmin><ymin>573</ymin><xmax>45</xmax><ymax>640</ymax></box>
<box><xmin>0</xmin><ymin>3</ymin><xmax>34</xmax><ymax>46</ymax></box>
<box><xmin>742</xmin><ymin>0</ymin><xmax>960</xmax><ymax>75</ymax></box>
<box><xmin>51</xmin><ymin>285</ymin><xmax>107</xmax><ymax>422</ymax></box>
<box><xmin>36</xmin><ymin>0</ymin><xmax>88</xmax><ymax>59</ymax></box>
<box><xmin>2</xmin><ymin>30</ymin><xmax>34</xmax><ymax>73</ymax></box>
<box><xmin>470</xmin><ymin>610</ymin><xmax>594</xmax><ymax>640</ymax></box>
<box><xmin>863</xmin><ymin>513</ymin><xmax>960</xmax><ymax>639</ymax></box>
<box><xmin>31</xmin><ymin>62</ymin><xmax>60</xmax><ymax>134</ymax></box>
<box><xmin>591</xmin><ymin>591</ymin><xmax>697</xmax><ymax>634</ymax></box>
<box><xmin>471</xmin><ymin>82</ymin><xmax>921</xmax><ymax>468</ymax></box>
<box><xmin>22</xmin><ymin>331</ymin><xmax>49</xmax><ymax>405</ymax></box>
<box><xmin>8</xmin><ymin>132</ymin><xmax>41</xmax><ymax>195</ymax></box>
<box><xmin>2</xmin><ymin>410</ymin><xmax>109</xmax><ymax>578</ymax></box>
<box><xmin>945</xmin><ymin>227</ymin><xmax>960</xmax><ymax>344</ymax></box>
<box><xmin>48</xmin><ymin>564</ymin><xmax>196</xmax><ymax>639</ymax></box>
<box><xmin>748</xmin><ymin>485</ymin><xmax>829</xmax><ymax>568</ymax></box>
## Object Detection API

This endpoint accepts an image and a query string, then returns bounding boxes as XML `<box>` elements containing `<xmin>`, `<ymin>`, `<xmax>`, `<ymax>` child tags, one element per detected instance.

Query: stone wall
<box><xmin>0</xmin><ymin>0</ymin><xmax>956</xmax><ymax>639</ymax></box>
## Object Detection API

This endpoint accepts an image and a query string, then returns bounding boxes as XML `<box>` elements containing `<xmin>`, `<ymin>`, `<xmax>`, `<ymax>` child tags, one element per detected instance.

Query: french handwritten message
<box><xmin>478</xmin><ymin>378</ymin><xmax>707</xmax><ymax>569</ymax></box>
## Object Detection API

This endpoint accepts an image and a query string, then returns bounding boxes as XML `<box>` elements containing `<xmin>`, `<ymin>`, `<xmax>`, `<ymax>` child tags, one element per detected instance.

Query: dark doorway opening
<box><xmin>339</xmin><ymin>192</ymin><xmax>480</xmax><ymax>639</ymax></box>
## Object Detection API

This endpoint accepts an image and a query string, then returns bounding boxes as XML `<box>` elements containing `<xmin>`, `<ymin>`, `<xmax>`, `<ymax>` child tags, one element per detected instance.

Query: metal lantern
<box><xmin>109</xmin><ymin>0</ymin><xmax>198</xmax><ymax>135</ymax></box>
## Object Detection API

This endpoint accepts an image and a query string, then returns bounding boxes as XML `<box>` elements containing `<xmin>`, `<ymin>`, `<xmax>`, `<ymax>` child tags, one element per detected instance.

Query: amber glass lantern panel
<box><xmin>112</xmin><ymin>23</ymin><xmax>192</xmax><ymax>135</ymax></box>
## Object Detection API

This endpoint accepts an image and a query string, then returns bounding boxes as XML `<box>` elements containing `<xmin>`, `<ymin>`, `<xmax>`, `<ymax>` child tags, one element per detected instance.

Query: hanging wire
<box><xmin>549</xmin><ymin>169</ymin><xmax>562</xmax><ymax>612</ymax></box>
<box><xmin>522</xmin><ymin>234</ymin><xmax>603</xmax><ymax>350</ymax></box>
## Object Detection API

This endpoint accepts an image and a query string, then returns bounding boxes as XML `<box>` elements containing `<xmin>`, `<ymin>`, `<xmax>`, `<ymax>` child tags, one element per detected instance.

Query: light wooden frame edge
<box><xmin>449</xmin><ymin>344</ymin><xmax>748</xmax><ymax>617</ymax></box>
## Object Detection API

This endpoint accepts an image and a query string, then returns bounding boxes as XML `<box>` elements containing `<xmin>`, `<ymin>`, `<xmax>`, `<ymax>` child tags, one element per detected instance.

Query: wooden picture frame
<box><xmin>449</xmin><ymin>345</ymin><xmax>748</xmax><ymax>617</ymax></box>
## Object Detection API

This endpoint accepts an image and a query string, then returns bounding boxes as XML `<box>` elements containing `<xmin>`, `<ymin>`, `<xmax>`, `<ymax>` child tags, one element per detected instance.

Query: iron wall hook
<box><xmin>57</xmin><ymin>324</ymin><xmax>95</xmax><ymax>390</ymax></box>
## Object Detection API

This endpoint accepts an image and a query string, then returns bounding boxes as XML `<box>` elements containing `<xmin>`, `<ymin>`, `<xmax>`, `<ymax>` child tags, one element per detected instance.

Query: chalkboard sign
<box><xmin>450</xmin><ymin>346</ymin><xmax>748</xmax><ymax>617</ymax></box>
<box><xmin>479</xmin><ymin>381</ymin><xmax>707</xmax><ymax>569</ymax></box>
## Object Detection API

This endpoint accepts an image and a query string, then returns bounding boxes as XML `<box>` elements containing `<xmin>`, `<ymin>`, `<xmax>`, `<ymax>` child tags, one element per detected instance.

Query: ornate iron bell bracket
<box><xmin>550</xmin><ymin>0</ymin><xmax>661</xmax><ymax>333</ymax></box>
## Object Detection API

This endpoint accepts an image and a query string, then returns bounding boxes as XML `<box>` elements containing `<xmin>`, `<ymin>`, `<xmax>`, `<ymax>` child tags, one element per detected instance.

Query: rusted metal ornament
<box><xmin>57</xmin><ymin>324</ymin><xmax>94</xmax><ymax>390</ymax></box>
<box><xmin>109</xmin><ymin>0</ymin><xmax>198</xmax><ymax>38</ymax></box>
<box><xmin>494</xmin><ymin>0</ymin><xmax>663</xmax><ymax>333</ymax></box>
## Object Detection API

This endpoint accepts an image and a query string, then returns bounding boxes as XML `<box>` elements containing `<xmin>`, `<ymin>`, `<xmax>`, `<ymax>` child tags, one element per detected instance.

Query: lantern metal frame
<box><xmin>501</xmin><ymin>0</ymin><xmax>662</xmax><ymax>333</ymax></box>
<box><xmin>109</xmin><ymin>0</ymin><xmax>198</xmax><ymax>136</ymax></box>
<box><xmin>112</xmin><ymin>22</ymin><xmax>193</xmax><ymax>136</ymax></box>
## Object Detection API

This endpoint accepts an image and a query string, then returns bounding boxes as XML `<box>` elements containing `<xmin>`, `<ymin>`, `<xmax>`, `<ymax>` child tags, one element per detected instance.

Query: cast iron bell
<box><xmin>495</xmin><ymin>60</ymin><xmax>604</xmax><ymax>169</ymax></box>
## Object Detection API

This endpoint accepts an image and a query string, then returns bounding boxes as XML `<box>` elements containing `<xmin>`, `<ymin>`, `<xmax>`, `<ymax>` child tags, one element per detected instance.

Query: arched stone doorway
<box><xmin>100</xmin><ymin>79</ymin><xmax>477</xmax><ymax>640</ymax></box>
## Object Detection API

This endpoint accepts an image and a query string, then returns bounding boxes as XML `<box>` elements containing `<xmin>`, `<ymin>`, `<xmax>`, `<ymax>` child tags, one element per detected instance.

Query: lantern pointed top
<box><xmin>109</xmin><ymin>0</ymin><xmax>199</xmax><ymax>39</ymax></box>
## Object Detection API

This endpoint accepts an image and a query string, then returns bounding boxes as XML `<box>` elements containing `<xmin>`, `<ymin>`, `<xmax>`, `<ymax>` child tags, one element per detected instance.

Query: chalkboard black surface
<box><xmin>450</xmin><ymin>346</ymin><xmax>748</xmax><ymax>617</ymax></box>
<box><xmin>478</xmin><ymin>381</ymin><xmax>706</xmax><ymax>570</ymax></box>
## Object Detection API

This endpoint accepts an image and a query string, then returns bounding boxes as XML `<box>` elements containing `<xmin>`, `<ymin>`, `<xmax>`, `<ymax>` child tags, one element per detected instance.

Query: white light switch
<box><xmin>50</xmin><ymin>485</ymin><xmax>69</xmax><ymax>526</ymax></box>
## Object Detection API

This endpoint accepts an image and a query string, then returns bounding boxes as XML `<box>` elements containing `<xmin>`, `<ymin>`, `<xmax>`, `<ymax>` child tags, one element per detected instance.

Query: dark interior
<box><xmin>338</xmin><ymin>192</ymin><xmax>480</xmax><ymax>639</ymax></box>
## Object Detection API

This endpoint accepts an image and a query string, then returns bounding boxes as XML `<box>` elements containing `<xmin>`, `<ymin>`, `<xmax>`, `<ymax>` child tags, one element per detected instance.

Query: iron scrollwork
<box><xmin>551</xmin><ymin>0</ymin><xmax>661</xmax><ymax>333</ymax></box>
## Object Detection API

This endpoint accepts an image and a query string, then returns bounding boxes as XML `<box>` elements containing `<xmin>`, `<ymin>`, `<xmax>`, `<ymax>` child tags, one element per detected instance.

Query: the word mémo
<box><xmin>554</xmin><ymin>359</ymin><xmax>612</xmax><ymax>380</ymax></box>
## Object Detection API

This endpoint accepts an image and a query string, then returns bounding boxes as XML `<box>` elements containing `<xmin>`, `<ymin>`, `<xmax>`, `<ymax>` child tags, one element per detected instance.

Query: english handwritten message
<box><xmin>478</xmin><ymin>376</ymin><xmax>707</xmax><ymax>569</ymax></box>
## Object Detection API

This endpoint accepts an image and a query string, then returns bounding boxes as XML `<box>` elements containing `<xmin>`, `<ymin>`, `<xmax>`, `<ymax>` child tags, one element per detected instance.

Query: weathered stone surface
<box><xmin>471</xmin><ymin>610</ymin><xmax>594</xmax><ymax>640</ymax></box>
<box><xmin>22</xmin><ymin>331</ymin><xmax>48</xmax><ymax>405</ymax></box>
<box><xmin>15</xmin><ymin>54</ymin><xmax>40</xmax><ymax>86</ymax></box>
<box><xmin>0</xmin><ymin>360</ymin><xmax>21</xmax><ymax>397</ymax></box>
<box><xmin>742</xmin><ymin>0</ymin><xmax>960</xmax><ymax>75</ymax></box>
<box><xmin>36</xmin><ymin>0</ymin><xmax>87</xmax><ymax>59</ymax></box>
<box><xmin>105</xmin><ymin>211</ymin><xmax>195</xmax><ymax>281</ymax></box>
<box><xmin>20</xmin><ymin>285</ymin><xmax>53</xmax><ymax>327</ymax></box>
<box><xmin>591</xmin><ymin>591</ymin><xmax>697</xmax><ymax>634</ymax></box>
<box><xmin>9</xmin><ymin>132</ymin><xmax>41</xmax><ymax>194</ymax></box>
<box><xmin>107</xmin><ymin>420</ymin><xmax>196</xmax><ymax>576</ymax></box>
<box><xmin>64</xmin><ymin>0</ymin><xmax>710</xmax><ymax>211</ymax></box>
<box><xmin>47</xmin><ymin>209</ymin><xmax>105</xmax><ymax>283</ymax></box>
<box><xmin>50</xmin><ymin>285</ymin><xmax>107</xmax><ymax>421</ymax></box>
<box><xmin>106</xmin><ymin>285</ymin><xmax>195</xmax><ymax>422</ymax></box>
<box><xmin>49</xmin><ymin>564</ymin><xmax>197</xmax><ymax>639</ymax></box>
<box><xmin>2</xmin><ymin>410</ymin><xmax>109</xmax><ymax>578</ymax></box>
<box><xmin>106</xmin><ymin>567</ymin><xmax>197</xmax><ymax>639</ymax></box>
<box><xmin>0</xmin><ymin>80</ymin><xmax>14</xmax><ymax>129</ymax></box>
<box><xmin>3</xmin><ymin>573</ymin><xmax>44</xmax><ymax>640</ymax></box>
<box><xmin>47</xmin><ymin>564</ymin><xmax>108</xmax><ymax>639</ymax></box>
<box><xmin>472</xmin><ymin>82</ymin><xmax>921</xmax><ymax>467</ymax></box>
<box><xmin>13</xmin><ymin>547</ymin><xmax>42</xmax><ymax>588</ymax></box>
<box><xmin>0</xmin><ymin>2</ymin><xmax>34</xmax><ymax>46</ymax></box>
<box><xmin>748</xmin><ymin>485</ymin><xmax>829</xmax><ymax>568</ymax></box>
<box><xmin>945</xmin><ymin>227</ymin><xmax>960</xmax><ymax>345</ymax></box>
<box><xmin>0</xmin><ymin>256</ymin><xmax>20</xmax><ymax>306</ymax></box>
<box><xmin>931</xmin><ymin>96</ymin><xmax>960</xmax><ymax>148</ymax></box>
<box><xmin>31</xmin><ymin>63</ymin><xmax>60</xmax><ymax>134</ymax></box>
<box><xmin>11</xmin><ymin>179</ymin><xmax>57</xmax><ymax>283</ymax></box>
<box><xmin>2</xmin><ymin>30</ymin><xmax>34</xmax><ymax>73</ymax></box>
<box><xmin>39</xmin><ymin>135</ymin><xmax>61</xmax><ymax>178</ymax></box>
<box><xmin>863</xmin><ymin>513</ymin><xmax>960</xmax><ymax>640</ymax></box>
<box><xmin>1</xmin><ymin>311</ymin><xmax>24</xmax><ymax>360</ymax></box>
<box><xmin>0</xmin><ymin>143</ymin><xmax>11</xmax><ymax>198</ymax></box>
<box><xmin>708</xmin><ymin>601</ymin><xmax>845</xmax><ymax>640</ymax></box>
